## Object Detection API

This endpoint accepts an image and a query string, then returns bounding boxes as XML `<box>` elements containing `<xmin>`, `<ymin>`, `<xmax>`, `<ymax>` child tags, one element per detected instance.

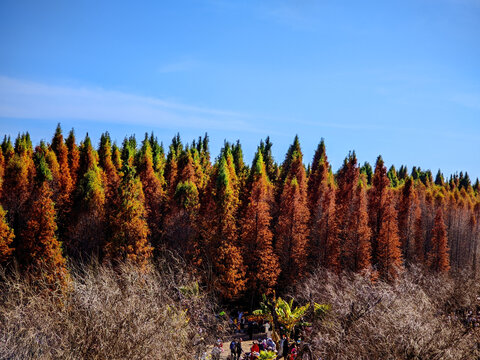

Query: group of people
<box><xmin>210</xmin><ymin>335</ymin><xmax>302</xmax><ymax>360</ymax></box>
<box><xmin>448</xmin><ymin>305</ymin><xmax>480</xmax><ymax>329</ymax></box>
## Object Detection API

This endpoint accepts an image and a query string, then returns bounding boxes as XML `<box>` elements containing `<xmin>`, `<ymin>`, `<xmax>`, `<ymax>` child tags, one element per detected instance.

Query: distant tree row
<box><xmin>0</xmin><ymin>125</ymin><xmax>479</xmax><ymax>301</ymax></box>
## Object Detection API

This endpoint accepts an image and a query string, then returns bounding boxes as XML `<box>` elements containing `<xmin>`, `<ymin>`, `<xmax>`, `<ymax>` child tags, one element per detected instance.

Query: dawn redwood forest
<box><xmin>1</xmin><ymin>125</ymin><xmax>480</xmax><ymax>359</ymax></box>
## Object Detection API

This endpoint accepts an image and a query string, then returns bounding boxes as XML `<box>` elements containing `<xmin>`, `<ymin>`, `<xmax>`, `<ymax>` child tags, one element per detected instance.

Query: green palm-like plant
<box><xmin>275</xmin><ymin>297</ymin><xmax>309</xmax><ymax>335</ymax></box>
<box><xmin>252</xmin><ymin>294</ymin><xmax>273</xmax><ymax>320</ymax></box>
<box><xmin>253</xmin><ymin>294</ymin><xmax>329</xmax><ymax>340</ymax></box>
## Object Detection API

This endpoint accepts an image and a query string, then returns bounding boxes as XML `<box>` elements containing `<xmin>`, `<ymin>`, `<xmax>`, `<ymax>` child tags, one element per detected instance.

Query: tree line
<box><xmin>0</xmin><ymin>125</ymin><xmax>479</xmax><ymax>301</ymax></box>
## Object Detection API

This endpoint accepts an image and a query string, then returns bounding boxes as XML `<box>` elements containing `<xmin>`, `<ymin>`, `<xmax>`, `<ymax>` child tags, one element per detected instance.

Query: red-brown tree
<box><xmin>241</xmin><ymin>150</ymin><xmax>279</xmax><ymax>295</ymax></box>
<box><xmin>427</xmin><ymin>206</ymin><xmax>450</xmax><ymax>272</ymax></box>
<box><xmin>342</xmin><ymin>180</ymin><xmax>372</xmax><ymax>272</ymax></box>
<box><xmin>275</xmin><ymin>138</ymin><xmax>309</xmax><ymax>285</ymax></box>
<box><xmin>19</xmin><ymin>151</ymin><xmax>69</xmax><ymax>286</ymax></box>
<box><xmin>376</xmin><ymin>190</ymin><xmax>403</xmax><ymax>280</ymax></box>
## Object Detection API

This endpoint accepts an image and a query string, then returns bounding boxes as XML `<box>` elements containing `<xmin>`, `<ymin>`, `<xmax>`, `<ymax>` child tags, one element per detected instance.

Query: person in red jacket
<box><xmin>250</xmin><ymin>341</ymin><xmax>260</xmax><ymax>359</ymax></box>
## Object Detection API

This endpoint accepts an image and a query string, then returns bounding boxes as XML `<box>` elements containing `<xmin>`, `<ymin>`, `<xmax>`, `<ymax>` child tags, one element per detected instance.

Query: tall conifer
<box><xmin>104</xmin><ymin>165</ymin><xmax>152</xmax><ymax>270</ymax></box>
<box><xmin>51</xmin><ymin>124</ymin><xmax>74</xmax><ymax>215</ymax></box>
<box><xmin>0</xmin><ymin>205</ymin><xmax>14</xmax><ymax>264</ymax></box>
<box><xmin>275</xmin><ymin>138</ymin><xmax>309</xmax><ymax>285</ymax></box>
<box><xmin>376</xmin><ymin>190</ymin><xmax>403</xmax><ymax>280</ymax></box>
<box><xmin>368</xmin><ymin>156</ymin><xmax>390</xmax><ymax>264</ymax></box>
<box><xmin>199</xmin><ymin>154</ymin><xmax>246</xmax><ymax>300</ymax></box>
<box><xmin>342</xmin><ymin>181</ymin><xmax>372</xmax><ymax>272</ymax></box>
<box><xmin>66</xmin><ymin>129</ymin><xmax>80</xmax><ymax>187</ymax></box>
<box><xmin>68</xmin><ymin>135</ymin><xmax>105</xmax><ymax>258</ymax></box>
<box><xmin>20</xmin><ymin>150</ymin><xmax>69</xmax><ymax>286</ymax></box>
<box><xmin>137</xmin><ymin>137</ymin><xmax>167</xmax><ymax>248</ymax></box>
<box><xmin>241</xmin><ymin>150</ymin><xmax>279</xmax><ymax>295</ymax></box>
<box><xmin>427</xmin><ymin>207</ymin><xmax>450</xmax><ymax>272</ymax></box>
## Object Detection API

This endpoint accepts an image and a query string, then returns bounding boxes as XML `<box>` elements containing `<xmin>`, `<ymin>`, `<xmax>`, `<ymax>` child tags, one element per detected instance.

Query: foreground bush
<box><xmin>0</xmin><ymin>258</ymin><xmax>223</xmax><ymax>359</ymax></box>
<box><xmin>295</xmin><ymin>267</ymin><xmax>480</xmax><ymax>360</ymax></box>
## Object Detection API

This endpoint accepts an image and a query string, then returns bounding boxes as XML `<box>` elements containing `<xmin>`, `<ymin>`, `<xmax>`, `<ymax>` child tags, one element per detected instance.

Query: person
<box><xmin>289</xmin><ymin>343</ymin><xmax>297</xmax><ymax>360</ymax></box>
<box><xmin>278</xmin><ymin>335</ymin><xmax>289</xmax><ymax>360</ymax></box>
<box><xmin>258</xmin><ymin>338</ymin><xmax>265</xmax><ymax>351</ymax></box>
<box><xmin>230</xmin><ymin>339</ymin><xmax>237</xmax><ymax>360</ymax></box>
<box><xmin>250</xmin><ymin>340</ymin><xmax>260</xmax><ymax>360</ymax></box>
<box><xmin>248</xmin><ymin>321</ymin><xmax>254</xmax><ymax>340</ymax></box>
<box><xmin>266</xmin><ymin>338</ymin><xmax>276</xmax><ymax>351</ymax></box>
<box><xmin>235</xmin><ymin>338</ymin><xmax>243</xmax><ymax>360</ymax></box>
<box><xmin>264</xmin><ymin>321</ymin><xmax>272</xmax><ymax>338</ymax></box>
<box><xmin>211</xmin><ymin>344</ymin><xmax>221</xmax><ymax>360</ymax></box>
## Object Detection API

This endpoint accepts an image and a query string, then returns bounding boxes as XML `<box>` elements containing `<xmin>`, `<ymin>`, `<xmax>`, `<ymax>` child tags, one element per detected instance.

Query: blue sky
<box><xmin>0</xmin><ymin>0</ymin><xmax>479</xmax><ymax>179</ymax></box>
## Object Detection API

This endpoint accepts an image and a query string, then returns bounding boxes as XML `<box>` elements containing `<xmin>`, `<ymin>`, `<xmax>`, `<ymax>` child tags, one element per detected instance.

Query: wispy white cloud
<box><xmin>0</xmin><ymin>76</ymin><xmax>272</xmax><ymax>134</ymax></box>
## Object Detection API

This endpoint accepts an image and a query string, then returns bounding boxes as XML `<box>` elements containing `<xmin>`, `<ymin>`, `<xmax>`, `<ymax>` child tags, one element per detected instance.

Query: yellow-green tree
<box><xmin>0</xmin><ymin>205</ymin><xmax>14</xmax><ymax>264</ymax></box>
<box><xmin>104</xmin><ymin>165</ymin><xmax>152</xmax><ymax>270</ymax></box>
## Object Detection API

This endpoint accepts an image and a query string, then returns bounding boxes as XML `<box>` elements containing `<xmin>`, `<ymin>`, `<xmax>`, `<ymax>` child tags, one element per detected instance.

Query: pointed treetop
<box><xmin>1</xmin><ymin>135</ymin><xmax>13</xmax><ymax>157</ymax></box>
<box><xmin>284</xmin><ymin>135</ymin><xmax>301</xmax><ymax>166</ymax></box>
<box><xmin>66</xmin><ymin>128</ymin><xmax>77</xmax><ymax>148</ymax></box>
<box><xmin>435</xmin><ymin>169</ymin><xmax>444</xmax><ymax>186</ymax></box>
<box><xmin>51</xmin><ymin>123</ymin><xmax>64</xmax><ymax>153</ymax></box>
<box><xmin>250</xmin><ymin>148</ymin><xmax>265</xmax><ymax>178</ymax></box>
<box><xmin>34</xmin><ymin>150</ymin><xmax>53</xmax><ymax>184</ymax></box>
<box><xmin>398</xmin><ymin>165</ymin><xmax>408</xmax><ymax>180</ymax></box>
<box><xmin>216</xmin><ymin>156</ymin><xmax>231</xmax><ymax>191</ymax></box>
<box><xmin>14</xmin><ymin>132</ymin><xmax>33</xmax><ymax>154</ymax></box>
<box><xmin>311</xmin><ymin>138</ymin><xmax>327</xmax><ymax>170</ymax></box>
<box><xmin>360</xmin><ymin>161</ymin><xmax>373</xmax><ymax>185</ymax></box>
<box><xmin>387</xmin><ymin>165</ymin><xmax>399</xmax><ymax>187</ymax></box>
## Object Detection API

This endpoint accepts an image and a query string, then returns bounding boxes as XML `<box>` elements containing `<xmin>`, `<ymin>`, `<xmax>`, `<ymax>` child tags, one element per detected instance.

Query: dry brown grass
<box><xmin>0</xmin><ymin>256</ymin><xmax>224</xmax><ymax>360</ymax></box>
<box><xmin>295</xmin><ymin>266</ymin><xmax>480</xmax><ymax>360</ymax></box>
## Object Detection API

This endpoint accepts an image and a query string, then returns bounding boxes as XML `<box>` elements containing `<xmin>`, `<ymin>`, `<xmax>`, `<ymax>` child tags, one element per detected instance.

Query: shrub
<box><xmin>294</xmin><ymin>266</ymin><xmax>480</xmax><ymax>360</ymax></box>
<box><xmin>0</xmin><ymin>257</ymin><xmax>224</xmax><ymax>359</ymax></box>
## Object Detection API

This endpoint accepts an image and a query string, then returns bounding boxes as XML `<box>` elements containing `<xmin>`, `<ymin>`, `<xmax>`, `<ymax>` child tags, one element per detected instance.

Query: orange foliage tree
<box><xmin>164</xmin><ymin>134</ymin><xmax>182</xmax><ymax>201</ymax></box>
<box><xmin>67</xmin><ymin>135</ymin><xmax>105</xmax><ymax>258</ymax></box>
<box><xmin>335</xmin><ymin>152</ymin><xmax>359</xmax><ymax>273</ymax></box>
<box><xmin>368</xmin><ymin>156</ymin><xmax>391</xmax><ymax>264</ymax></box>
<box><xmin>163</xmin><ymin>148</ymin><xmax>199</xmax><ymax>254</ymax></box>
<box><xmin>19</xmin><ymin>150</ymin><xmax>69</xmax><ymax>286</ymax></box>
<box><xmin>0</xmin><ymin>205</ymin><xmax>14</xmax><ymax>264</ymax></box>
<box><xmin>51</xmin><ymin>124</ymin><xmax>74</xmax><ymax>217</ymax></box>
<box><xmin>199</xmin><ymin>151</ymin><xmax>246</xmax><ymax>300</ymax></box>
<box><xmin>427</xmin><ymin>206</ymin><xmax>450</xmax><ymax>272</ymax></box>
<box><xmin>342</xmin><ymin>180</ymin><xmax>372</xmax><ymax>272</ymax></box>
<box><xmin>397</xmin><ymin>176</ymin><xmax>416</xmax><ymax>263</ymax></box>
<box><xmin>66</xmin><ymin>129</ymin><xmax>80</xmax><ymax>188</ymax></box>
<box><xmin>1</xmin><ymin>134</ymin><xmax>36</xmax><ymax>247</ymax></box>
<box><xmin>241</xmin><ymin>150</ymin><xmax>279</xmax><ymax>295</ymax></box>
<box><xmin>98</xmin><ymin>132</ymin><xmax>120</xmax><ymax>195</ymax></box>
<box><xmin>137</xmin><ymin>136</ymin><xmax>167</xmax><ymax>249</ymax></box>
<box><xmin>0</xmin><ymin>149</ymin><xmax>5</xmax><ymax>197</ymax></box>
<box><xmin>275</xmin><ymin>137</ymin><xmax>309</xmax><ymax>285</ymax></box>
<box><xmin>308</xmin><ymin>140</ymin><xmax>339</xmax><ymax>271</ymax></box>
<box><xmin>104</xmin><ymin>165</ymin><xmax>152</xmax><ymax>270</ymax></box>
<box><xmin>413</xmin><ymin>201</ymin><xmax>425</xmax><ymax>263</ymax></box>
<box><xmin>376</xmin><ymin>190</ymin><xmax>403</xmax><ymax>280</ymax></box>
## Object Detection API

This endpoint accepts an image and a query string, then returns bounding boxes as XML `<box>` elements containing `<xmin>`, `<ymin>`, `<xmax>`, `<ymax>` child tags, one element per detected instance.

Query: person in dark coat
<box><xmin>247</xmin><ymin>321</ymin><xmax>254</xmax><ymax>340</ymax></box>
<box><xmin>279</xmin><ymin>334</ymin><xmax>289</xmax><ymax>359</ymax></box>
<box><xmin>235</xmin><ymin>338</ymin><xmax>243</xmax><ymax>360</ymax></box>
<box><xmin>230</xmin><ymin>339</ymin><xmax>237</xmax><ymax>360</ymax></box>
